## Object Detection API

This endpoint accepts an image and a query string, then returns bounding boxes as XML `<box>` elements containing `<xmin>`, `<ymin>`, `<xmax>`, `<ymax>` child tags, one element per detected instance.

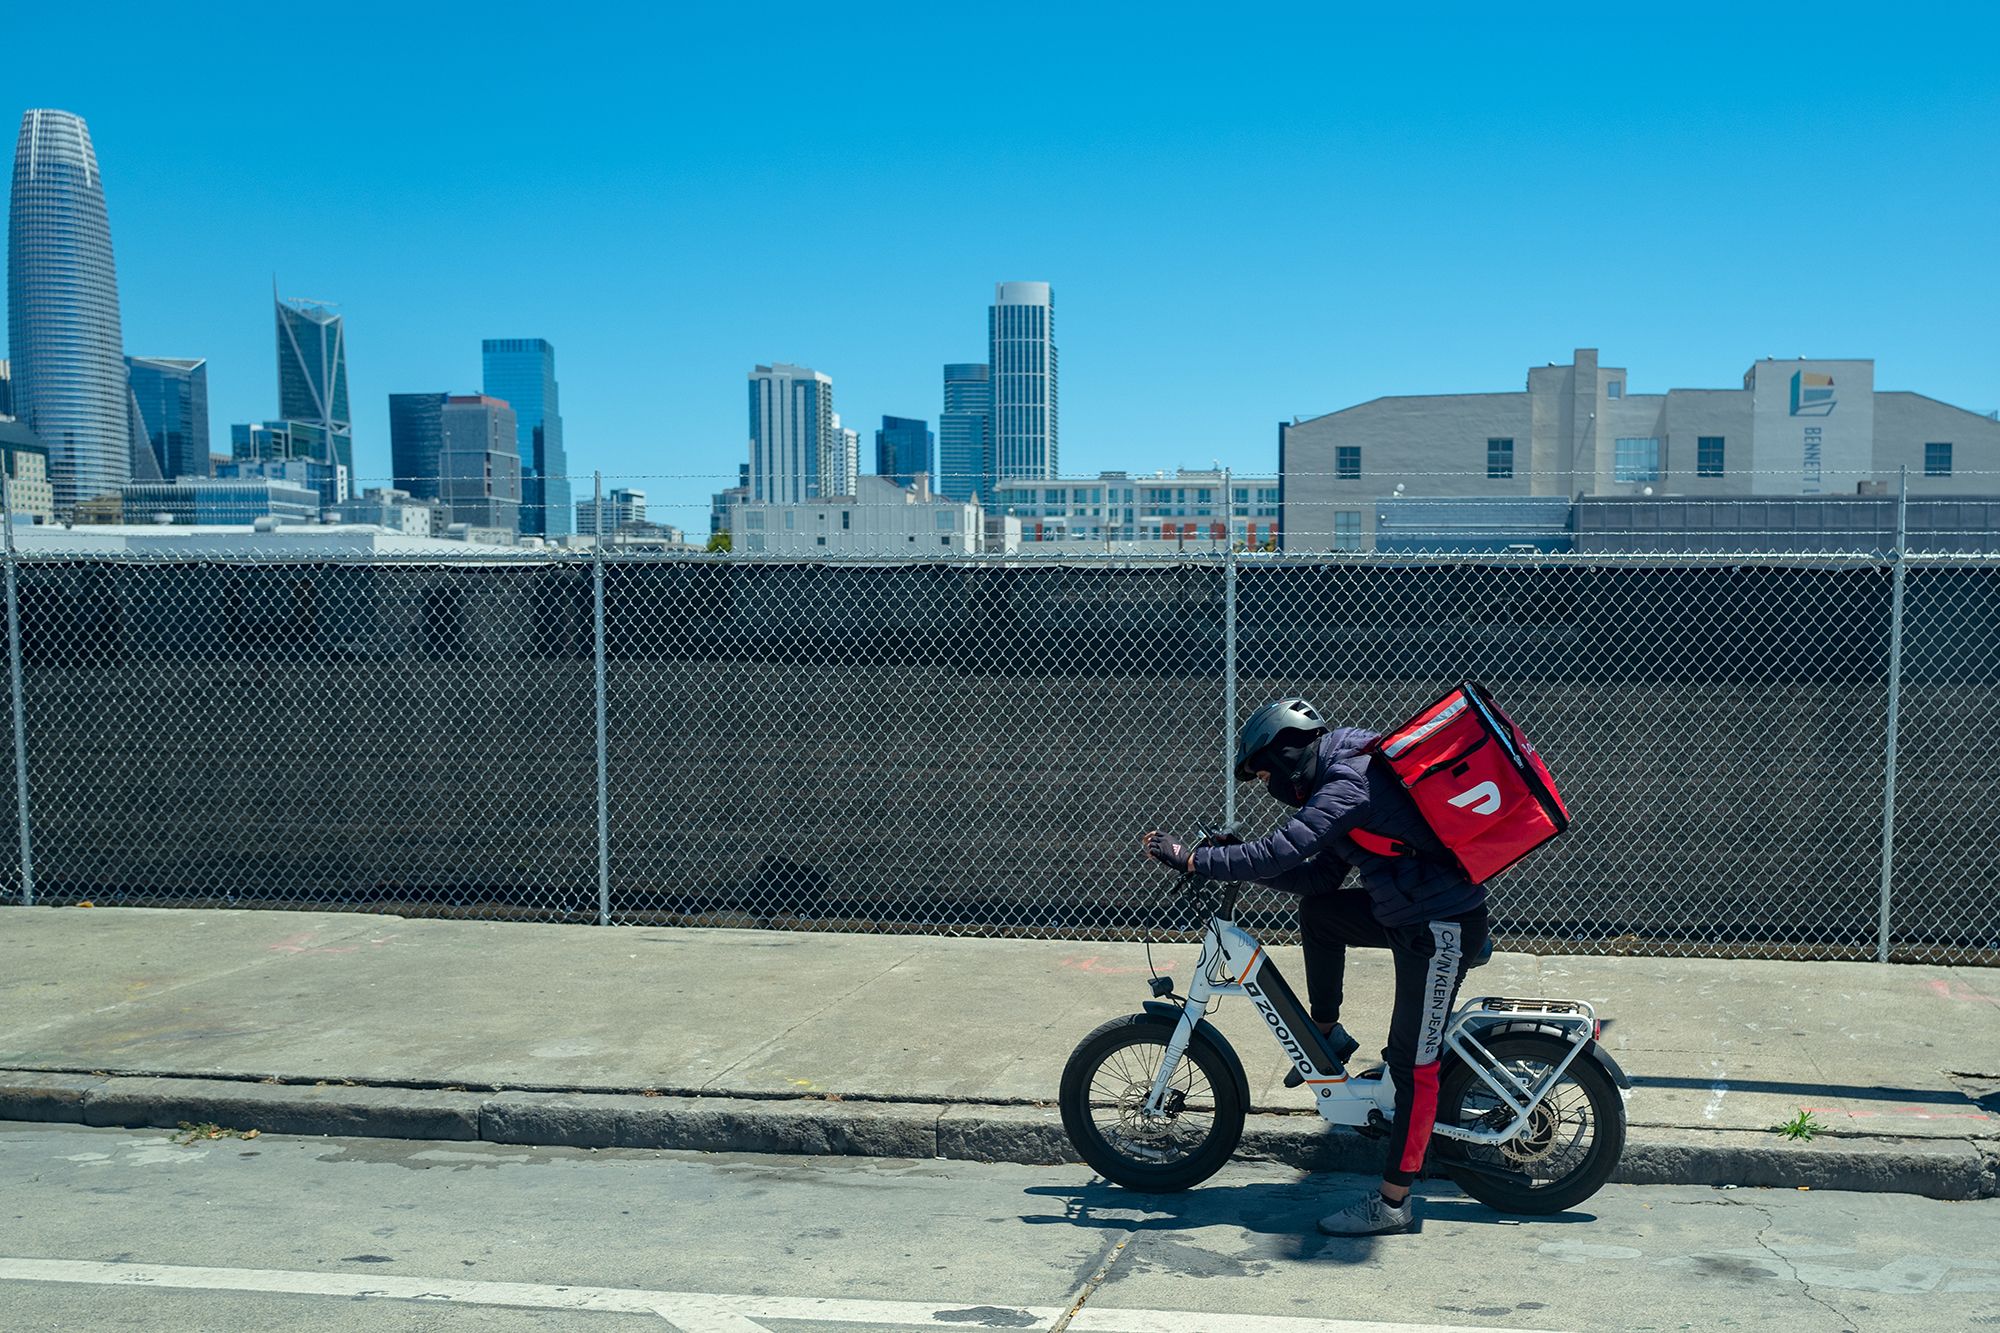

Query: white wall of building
<box><xmin>731</xmin><ymin>474</ymin><xmax>980</xmax><ymax>556</ymax></box>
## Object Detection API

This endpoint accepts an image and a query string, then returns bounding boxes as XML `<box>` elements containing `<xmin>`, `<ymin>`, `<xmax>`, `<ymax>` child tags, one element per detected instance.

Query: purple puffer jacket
<box><xmin>1190</xmin><ymin>728</ymin><xmax>1486</xmax><ymax>927</ymax></box>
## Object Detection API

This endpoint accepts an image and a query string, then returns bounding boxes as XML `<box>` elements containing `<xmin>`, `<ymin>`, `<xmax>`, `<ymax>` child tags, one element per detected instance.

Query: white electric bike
<box><xmin>1059</xmin><ymin>832</ymin><xmax>1629</xmax><ymax>1214</ymax></box>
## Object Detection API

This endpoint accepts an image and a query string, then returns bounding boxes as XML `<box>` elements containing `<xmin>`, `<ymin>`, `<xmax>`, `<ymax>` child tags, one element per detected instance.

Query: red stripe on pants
<box><xmin>1399</xmin><ymin>1061</ymin><xmax>1441</xmax><ymax>1174</ymax></box>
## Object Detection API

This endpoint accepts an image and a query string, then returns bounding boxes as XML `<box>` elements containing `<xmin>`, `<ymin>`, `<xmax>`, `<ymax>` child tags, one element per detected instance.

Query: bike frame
<box><xmin>1144</xmin><ymin>907</ymin><xmax>1597</xmax><ymax>1146</ymax></box>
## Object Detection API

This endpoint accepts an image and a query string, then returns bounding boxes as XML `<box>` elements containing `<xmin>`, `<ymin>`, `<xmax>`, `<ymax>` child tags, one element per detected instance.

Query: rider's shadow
<box><xmin>1021</xmin><ymin>1178</ymin><xmax>1597</xmax><ymax>1266</ymax></box>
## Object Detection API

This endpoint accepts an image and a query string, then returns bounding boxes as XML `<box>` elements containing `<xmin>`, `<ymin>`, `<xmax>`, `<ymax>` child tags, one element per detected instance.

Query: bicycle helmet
<box><xmin>1232</xmin><ymin>697</ymin><xmax>1329</xmax><ymax>781</ymax></box>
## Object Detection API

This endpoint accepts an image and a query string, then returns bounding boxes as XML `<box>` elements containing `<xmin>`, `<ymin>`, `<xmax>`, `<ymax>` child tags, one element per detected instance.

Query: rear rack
<box><xmin>1478</xmin><ymin>996</ymin><xmax>1588</xmax><ymax>1015</ymax></box>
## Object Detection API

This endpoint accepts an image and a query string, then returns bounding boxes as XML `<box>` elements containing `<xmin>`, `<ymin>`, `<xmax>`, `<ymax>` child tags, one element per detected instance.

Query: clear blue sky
<box><xmin>7</xmin><ymin>3</ymin><xmax>1997</xmax><ymax>531</ymax></box>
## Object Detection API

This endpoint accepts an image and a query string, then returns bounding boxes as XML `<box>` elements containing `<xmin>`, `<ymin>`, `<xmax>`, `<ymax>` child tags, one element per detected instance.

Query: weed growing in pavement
<box><xmin>172</xmin><ymin>1121</ymin><xmax>260</xmax><ymax>1146</ymax></box>
<box><xmin>1771</xmin><ymin>1109</ymin><xmax>1826</xmax><ymax>1141</ymax></box>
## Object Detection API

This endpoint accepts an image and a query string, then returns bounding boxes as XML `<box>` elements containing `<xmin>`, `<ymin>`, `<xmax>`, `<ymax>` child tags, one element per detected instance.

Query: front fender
<box><xmin>1142</xmin><ymin>1000</ymin><xmax>1253</xmax><ymax>1110</ymax></box>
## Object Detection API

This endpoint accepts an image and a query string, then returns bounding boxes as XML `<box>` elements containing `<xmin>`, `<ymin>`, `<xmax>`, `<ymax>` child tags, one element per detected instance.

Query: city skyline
<box><xmin>2</xmin><ymin>8</ymin><xmax>1996</xmax><ymax>528</ymax></box>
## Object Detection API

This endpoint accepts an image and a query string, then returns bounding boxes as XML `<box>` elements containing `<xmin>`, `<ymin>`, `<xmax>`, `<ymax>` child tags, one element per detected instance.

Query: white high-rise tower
<box><xmin>988</xmin><ymin>281</ymin><xmax>1057</xmax><ymax>485</ymax></box>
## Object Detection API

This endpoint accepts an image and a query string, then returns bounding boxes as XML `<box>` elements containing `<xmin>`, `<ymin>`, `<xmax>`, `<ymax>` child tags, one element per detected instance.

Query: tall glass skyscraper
<box><xmin>275</xmin><ymin>292</ymin><xmax>352</xmax><ymax>493</ymax></box>
<box><xmin>7</xmin><ymin>109</ymin><xmax>130</xmax><ymax>515</ymax></box>
<box><xmin>989</xmin><ymin>281</ymin><xmax>1057</xmax><ymax>485</ymax></box>
<box><xmin>938</xmin><ymin>362</ymin><xmax>991</xmax><ymax>500</ymax></box>
<box><xmin>747</xmin><ymin>363</ymin><xmax>834</xmax><ymax>504</ymax></box>
<box><xmin>388</xmin><ymin>392</ymin><xmax>448</xmax><ymax>501</ymax></box>
<box><xmin>481</xmin><ymin>338</ymin><xmax>570</xmax><ymax>537</ymax></box>
<box><xmin>875</xmin><ymin>415</ymin><xmax>934</xmax><ymax>489</ymax></box>
<box><xmin>127</xmin><ymin>356</ymin><xmax>210</xmax><ymax>479</ymax></box>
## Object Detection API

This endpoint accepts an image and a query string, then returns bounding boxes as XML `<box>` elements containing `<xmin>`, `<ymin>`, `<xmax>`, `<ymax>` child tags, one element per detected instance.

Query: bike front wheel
<box><xmin>1435</xmin><ymin>1030</ymin><xmax>1626</xmax><ymax>1215</ymax></box>
<box><xmin>1059</xmin><ymin>1012</ymin><xmax>1246</xmax><ymax>1192</ymax></box>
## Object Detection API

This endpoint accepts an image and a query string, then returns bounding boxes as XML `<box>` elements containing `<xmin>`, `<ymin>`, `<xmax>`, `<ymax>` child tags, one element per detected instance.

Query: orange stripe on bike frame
<box><xmin>1228</xmin><ymin>947</ymin><xmax>1263</xmax><ymax>985</ymax></box>
<box><xmin>1399</xmin><ymin>1060</ymin><xmax>1441</xmax><ymax>1173</ymax></box>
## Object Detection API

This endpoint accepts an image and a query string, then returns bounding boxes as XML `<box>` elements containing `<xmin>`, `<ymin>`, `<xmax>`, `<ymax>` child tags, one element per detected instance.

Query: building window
<box><xmin>745</xmin><ymin>511</ymin><xmax>764</xmax><ymax>530</ymax></box>
<box><xmin>783</xmin><ymin>511</ymin><xmax>795</xmax><ymax>530</ymax></box>
<box><xmin>935</xmin><ymin>511</ymin><xmax>954</xmax><ymax>530</ymax></box>
<box><xmin>1926</xmin><ymin>442</ymin><xmax>1953</xmax><ymax>477</ymax></box>
<box><xmin>841</xmin><ymin>510</ymin><xmax>850</xmax><ymax>529</ymax></box>
<box><xmin>1614</xmin><ymin>437</ymin><xmax>1661</xmax><ymax>483</ymax></box>
<box><xmin>1487</xmin><ymin>438</ymin><xmax>1514</xmax><ymax>480</ymax></box>
<box><xmin>815</xmin><ymin>536</ymin><xmax>826</xmax><ymax>546</ymax></box>
<box><xmin>1335</xmin><ymin>446</ymin><xmax>1361</xmax><ymax>480</ymax></box>
<box><xmin>1607</xmin><ymin>380</ymin><xmax>1623</xmax><ymax>399</ymax></box>
<box><xmin>1333</xmin><ymin>512</ymin><xmax>1362</xmax><ymax>551</ymax></box>
<box><xmin>1697</xmin><ymin>436</ymin><xmax>1725</xmax><ymax>478</ymax></box>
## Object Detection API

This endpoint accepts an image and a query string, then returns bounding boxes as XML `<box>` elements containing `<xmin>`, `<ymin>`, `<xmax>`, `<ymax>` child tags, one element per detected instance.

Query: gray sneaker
<box><xmin>1317</xmin><ymin>1190</ymin><xmax>1415</xmax><ymax>1237</ymax></box>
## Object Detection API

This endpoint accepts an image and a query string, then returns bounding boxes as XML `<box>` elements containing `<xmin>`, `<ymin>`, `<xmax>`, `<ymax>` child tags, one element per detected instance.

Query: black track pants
<box><xmin>1300</xmin><ymin>890</ymin><xmax>1491</xmax><ymax>1187</ymax></box>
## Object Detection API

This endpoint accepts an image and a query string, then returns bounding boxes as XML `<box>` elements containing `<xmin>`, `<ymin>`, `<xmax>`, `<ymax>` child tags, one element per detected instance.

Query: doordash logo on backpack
<box><xmin>1448</xmin><ymin>782</ymin><xmax>1502</xmax><ymax>816</ymax></box>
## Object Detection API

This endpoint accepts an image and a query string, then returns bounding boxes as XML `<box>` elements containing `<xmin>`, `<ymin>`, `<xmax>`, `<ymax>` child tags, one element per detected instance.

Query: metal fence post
<box><xmin>1222</xmin><ymin>467</ymin><xmax>1238</xmax><ymax>831</ymax></box>
<box><xmin>1876</xmin><ymin>465</ymin><xmax>1909</xmax><ymax>963</ymax></box>
<box><xmin>592</xmin><ymin>472</ymin><xmax>611</xmax><ymax>927</ymax></box>
<box><xmin>1</xmin><ymin>463</ymin><xmax>32</xmax><ymax>906</ymax></box>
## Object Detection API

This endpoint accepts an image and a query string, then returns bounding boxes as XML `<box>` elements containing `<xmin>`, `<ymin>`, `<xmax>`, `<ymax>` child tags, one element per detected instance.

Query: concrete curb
<box><xmin>3</xmin><ymin>1069</ymin><xmax>1992</xmax><ymax>1200</ymax></box>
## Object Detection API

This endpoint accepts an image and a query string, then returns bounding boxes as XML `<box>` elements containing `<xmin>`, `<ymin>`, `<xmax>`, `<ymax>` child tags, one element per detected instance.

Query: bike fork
<box><xmin>1143</xmin><ymin>939</ymin><xmax>1220</xmax><ymax>1114</ymax></box>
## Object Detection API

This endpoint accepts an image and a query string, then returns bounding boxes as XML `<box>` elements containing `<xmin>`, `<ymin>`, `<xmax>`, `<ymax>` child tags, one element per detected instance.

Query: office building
<box><xmin>7</xmin><ymin>109</ymin><xmax>130</xmax><ymax>515</ymax></box>
<box><xmin>274</xmin><ymin>292</ymin><xmax>352</xmax><ymax>489</ymax></box>
<box><xmin>230</xmin><ymin>420</ymin><xmax>343</xmax><ymax>507</ymax></box>
<box><xmin>875</xmin><ymin>415</ymin><xmax>934</xmax><ymax>489</ymax></box>
<box><xmin>829</xmin><ymin>414</ymin><xmax>860</xmax><ymax>498</ymax></box>
<box><xmin>0</xmin><ymin>420</ymin><xmax>57</xmax><ymax>522</ymax></box>
<box><xmin>388</xmin><ymin>392</ymin><xmax>448</xmax><ymax>501</ymax></box>
<box><xmin>1281</xmin><ymin>348</ymin><xmax>2000</xmax><ymax>552</ymax></box>
<box><xmin>336</xmin><ymin>487</ymin><xmax>435</xmax><ymax>536</ymax></box>
<box><xmin>731</xmin><ymin>474</ymin><xmax>980</xmax><ymax>557</ymax></box>
<box><xmin>988</xmin><ymin>468</ymin><xmax>1282</xmax><ymax>546</ymax></box>
<box><xmin>748</xmin><ymin>363</ymin><xmax>837</xmax><ymax>503</ymax></box>
<box><xmin>989</xmin><ymin>282</ymin><xmax>1057</xmax><ymax>485</ymax></box>
<box><xmin>119</xmin><ymin>475</ymin><xmax>319</xmax><ymax>525</ymax></box>
<box><xmin>709</xmin><ymin>463</ymin><xmax>750</xmax><ymax>541</ymax></box>
<box><xmin>938</xmin><ymin>363</ymin><xmax>991</xmax><ymax>500</ymax></box>
<box><xmin>576</xmin><ymin>486</ymin><xmax>647</xmax><ymax>537</ymax></box>
<box><xmin>440</xmin><ymin>395</ymin><xmax>521</xmax><ymax>533</ymax></box>
<box><xmin>126</xmin><ymin>356</ymin><xmax>210</xmax><ymax>480</ymax></box>
<box><xmin>482</xmin><ymin>338</ymin><xmax>570</xmax><ymax>538</ymax></box>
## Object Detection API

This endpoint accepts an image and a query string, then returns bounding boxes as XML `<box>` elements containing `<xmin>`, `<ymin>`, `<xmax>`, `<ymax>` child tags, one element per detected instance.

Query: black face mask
<box><xmin>1259</xmin><ymin>741</ymin><xmax>1317</xmax><ymax>807</ymax></box>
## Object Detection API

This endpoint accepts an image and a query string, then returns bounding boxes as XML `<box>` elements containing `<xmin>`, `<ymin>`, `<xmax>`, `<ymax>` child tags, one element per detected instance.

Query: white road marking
<box><xmin>0</xmin><ymin>1256</ymin><xmax>1562</xmax><ymax>1332</ymax></box>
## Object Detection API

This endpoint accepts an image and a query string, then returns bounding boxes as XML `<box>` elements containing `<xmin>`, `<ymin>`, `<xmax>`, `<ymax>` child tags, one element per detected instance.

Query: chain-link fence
<box><xmin>0</xmin><ymin>543</ymin><xmax>1993</xmax><ymax>964</ymax></box>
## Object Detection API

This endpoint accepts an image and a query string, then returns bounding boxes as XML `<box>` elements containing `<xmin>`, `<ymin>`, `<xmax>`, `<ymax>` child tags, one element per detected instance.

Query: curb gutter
<box><xmin>3</xmin><ymin>1070</ymin><xmax>1992</xmax><ymax>1201</ymax></box>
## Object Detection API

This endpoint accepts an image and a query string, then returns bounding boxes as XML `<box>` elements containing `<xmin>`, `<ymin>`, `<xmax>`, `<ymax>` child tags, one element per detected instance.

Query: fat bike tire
<box><xmin>1059</xmin><ymin>1012</ymin><xmax>1246</xmax><ymax>1192</ymax></box>
<box><xmin>1435</xmin><ymin>1031</ymin><xmax>1625</xmax><ymax>1215</ymax></box>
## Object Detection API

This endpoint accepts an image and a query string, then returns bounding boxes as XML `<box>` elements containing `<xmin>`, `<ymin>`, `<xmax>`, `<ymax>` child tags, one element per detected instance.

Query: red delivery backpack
<box><xmin>1348</xmin><ymin>681</ymin><xmax>1569</xmax><ymax>884</ymax></box>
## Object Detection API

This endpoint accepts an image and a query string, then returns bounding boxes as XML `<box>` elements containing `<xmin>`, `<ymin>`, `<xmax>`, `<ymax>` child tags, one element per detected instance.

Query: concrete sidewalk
<box><xmin>2</xmin><ymin>906</ymin><xmax>1996</xmax><ymax>1197</ymax></box>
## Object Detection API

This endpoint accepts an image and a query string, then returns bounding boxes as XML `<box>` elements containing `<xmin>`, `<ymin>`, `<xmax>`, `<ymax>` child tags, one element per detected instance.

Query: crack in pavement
<box><xmin>1731</xmin><ymin>1197</ymin><xmax>1859</xmax><ymax>1330</ymax></box>
<box><xmin>700</xmin><ymin>949</ymin><xmax>923</xmax><ymax>1090</ymax></box>
<box><xmin>1048</xmin><ymin>1227</ymin><xmax>1135</xmax><ymax>1333</ymax></box>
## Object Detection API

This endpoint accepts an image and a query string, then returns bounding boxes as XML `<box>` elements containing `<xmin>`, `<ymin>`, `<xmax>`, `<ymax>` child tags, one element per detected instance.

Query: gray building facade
<box><xmin>440</xmin><ymin>395</ymin><xmax>521</xmax><ymax>533</ymax></box>
<box><xmin>1281</xmin><ymin>348</ymin><xmax>2000</xmax><ymax>551</ymax></box>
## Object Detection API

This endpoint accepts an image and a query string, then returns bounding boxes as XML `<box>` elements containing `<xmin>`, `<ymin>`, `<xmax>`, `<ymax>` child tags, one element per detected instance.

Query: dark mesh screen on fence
<box><xmin>0</xmin><ymin>550</ymin><xmax>1992</xmax><ymax>964</ymax></box>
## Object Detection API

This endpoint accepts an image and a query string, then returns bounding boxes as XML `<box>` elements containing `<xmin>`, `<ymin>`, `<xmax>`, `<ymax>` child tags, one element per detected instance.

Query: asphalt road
<box><xmin>2</xmin><ymin>1121</ymin><xmax>1997</xmax><ymax>1332</ymax></box>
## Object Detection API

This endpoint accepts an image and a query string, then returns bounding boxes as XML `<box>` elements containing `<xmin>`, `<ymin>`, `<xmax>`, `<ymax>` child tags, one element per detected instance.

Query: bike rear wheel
<box><xmin>1435</xmin><ymin>1030</ymin><xmax>1625</xmax><ymax>1215</ymax></box>
<box><xmin>1059</xmin><ymin>1012</ymin><xmax>1245</xmax><ymax>1192</ymax></box>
